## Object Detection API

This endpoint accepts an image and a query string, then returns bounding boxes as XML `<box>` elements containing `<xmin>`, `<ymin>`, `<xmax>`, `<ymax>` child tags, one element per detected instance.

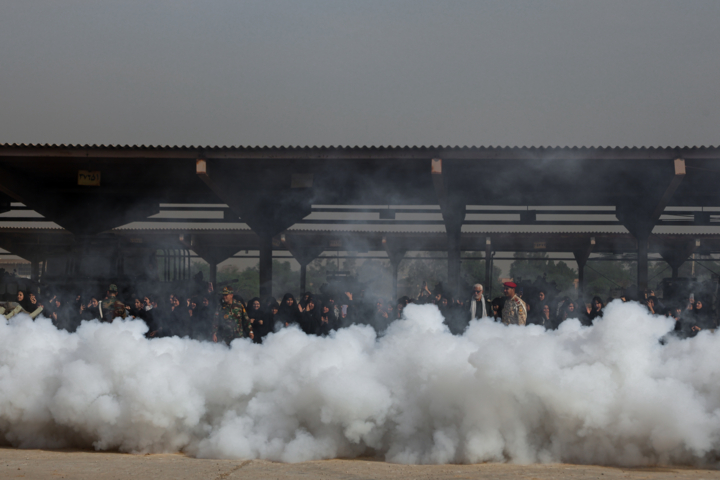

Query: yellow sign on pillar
<box><xmin>78</xmin><ymin>170</ymin><xmax>101</xmax><ymax>186</ymax></box>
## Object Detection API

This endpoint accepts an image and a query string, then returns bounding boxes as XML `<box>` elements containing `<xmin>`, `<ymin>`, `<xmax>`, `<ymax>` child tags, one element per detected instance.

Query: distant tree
<box><xmin>399</xmin><ymin>253</ymin><xmax>447</xmax><ymax>298</ymax></box>
<box><xmin>509</xmin><ymin>252</ymin><xmax>577</xmax><ymax>294</ymax></box>
<box><xmin>460</xmin><ymin>252</ymin><xmax>503</xmax><ymax>299</ymax></box>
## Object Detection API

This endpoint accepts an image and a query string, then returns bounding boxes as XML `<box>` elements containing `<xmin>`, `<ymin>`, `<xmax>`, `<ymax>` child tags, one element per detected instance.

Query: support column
<box><xmin>447</xmin><ymin>221</ymin><xmax>463</xmax><ymax>297</ymax></box>
<box><xmin>659</xmin><ymin>239</ymin><xmax>697</xmax><ymax>281</ymax></box>
<box><xmin>258</xmin><ymin>234</ymin><xmax>273</xmax><ymax>299</ymax></box>
<box><xmin>209</xmin><ymin>262</ymin><xmax>218</xmax><ymax>285</ymax></box>
<box><xmin>573</xmin><ymin>239</ymin><xmax>593</xmax><ymax>301</ymax></box>
<box><xmin>383</xmin><ymin>236</ymin><xmax>407</xmax><ymax>302</ymax></box>
<box><xmin>431</xmin><ymin>158</ymin><xmax>466</xmax><ymax>299</ymax></box>
<box><xmin>484</xmin><ymin>237</ymin><xmax>493</xmax><ymax>294</ymax></box>
<box><xmin>637</xmin><ymin>231</ymin><xmax>650</xmax><ymax>293</ymax></box>
<box><xmin>31</xmin><ymin>259</ymin><xmax>40</xmax><ymax>282</ymax></box>
<box><xmin>197</xmin><ymin>159</ymin><xmax>313</xmax><ymax>301</ymax></box>
<box><xmin>616</xmin><ymin>158</ymin><xmax>686</xmax><ymax>296</ymax></box>
<box><xmin>283</xmin><ymin>235</ymin><xmax>326</xmax><ymax>294</ymax></box>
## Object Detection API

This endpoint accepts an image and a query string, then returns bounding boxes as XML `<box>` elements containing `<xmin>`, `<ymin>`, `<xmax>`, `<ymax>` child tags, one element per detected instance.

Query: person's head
<box><xmin>29</xmin><ymin>293</ymin><xmax>37</xmax><ymax>304</ymax></box>
<box><xmin>143</xmin><ymin>296</ymin><xmax>151</xmax><ymax>306</ymax></box>
<box><xmin>107</xmin><ymin>284</ymin><xmax>118</xmax><ymax>298</ymax></box>
<box><xmin>472</xmin><ymin>284</ymin><xmax>484</xmax><ymax>300</ymax></box>
<box><xmin>695</xmin><ymin>300</ymin><xmax>704</xmax><ymax>310</ymax></box>
<box><xmin>221</xmin><ymin>287</ymin><xmax>234</xmax><ymax>304</ymax></box>
<box><xmin>538</xmin><ymin>291</ymin><xmax>545</xmax><ymax>301</ymax></box>
<box><xmin>54</xmin><ymin>299</ymin><xmax>61</xmax><ymax>308</ymax></box>
<box><xmin>172</xmin><ymin>296</ymin><xmax>181</xmax><ymax>307</ymax></box>
<box><xmin>134</xmin><ymin>298</ymin><xmax>143</xmax><ymax>310</ymax></box>
<box><xmin>433</xmin><ymin>292</ymin><xmax>442</xmax><ymax>302</ymax></box>
<box><xmin>503</xmin><ymin>282</ymin><xmax>516</xmax><ymax>298</ymax></box>
<box><xmin>647</xmin><ymin>297</ymin><xmax>655</xmax><ymax>308</ymax></box>
<box><xmin>567</xmin><ymin>302</ymin><xmax>575</xmax><ymax>312</ymax></box>
<box><xmin>252</xmin><ymin>299</ymin><xmax>261</xmax><ymax>310</ymax></box>
<box><xmin>542</xmin><ymin>304</ymin><xmax>550</xmax><ymax>317</ymax></box>
<box><xmin>440</xmin><ymin>297</ymin><xmax>448</xmax><ymax>307</ymax></box>
<box><xmin>306</xmin><ymin>298</ymin><xmax>315</xmax><ymax>311</ymax></box>
<box><xmin>190</xmin><ymin>298</ymin><xmax>197</xmax><ymax>310</ymax></box>
<box><xmin>285</xmin><ymin>295</ymin><xmax>295</xmax><ymax>306</ymax></box>
<box><xmin>90</xmin><ymin>297</ymin><xmax>99</xmax><ymax>308</ymax></box>
<box><xmin>17</xmin><ymin>291</ymin><xmax>24</xmax><ymax>302</ymax></box>
<box><xmin>322</xmin><ymin>304</ymin><xmax>330</xmax><ymax>314</ymax></box>
<box><xmin>593</xmin><ymin>296</ymin><xmax>603</xmax><ymax>311</ymax></box>
<box><xmin>202</xmin><ymin>297</ymin><xmax>209</xmax><ymax>307</ymax></box>
<box><xmin>517</xmin><ymin>287</ymin><xmax>524</xmax><ymax>298</ymax></box>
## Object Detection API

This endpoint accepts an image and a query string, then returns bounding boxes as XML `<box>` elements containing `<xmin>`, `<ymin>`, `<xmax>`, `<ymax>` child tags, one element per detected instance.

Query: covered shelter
<box><xmin>1</xmin><ymin>144</ymin><xmax>720</xmax><ymax>299</ymax></box>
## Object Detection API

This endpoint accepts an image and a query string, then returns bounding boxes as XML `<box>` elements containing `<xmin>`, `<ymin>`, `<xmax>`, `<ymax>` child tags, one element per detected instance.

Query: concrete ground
<box><xmin>0</xmin><ymin>448</ymin><xmax>719</xmax><ymax>480</ymax></box>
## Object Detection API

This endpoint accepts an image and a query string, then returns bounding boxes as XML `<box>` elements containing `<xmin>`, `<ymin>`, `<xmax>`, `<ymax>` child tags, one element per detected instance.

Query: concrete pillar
<box><xmin>484</xmin><ymin>237</ymin><xmax>493</xmax><ymax>294</ymax></box>
<box><xmin>300</xmin><ymin>263</ymin><xmax>308</xmax><ymax>293</ymax></box>
<box><xmin>209</xmin><ymin>262</ymin><xmax>218</xmax><ymax>285</ymax></box>
<box><xmin>31</xmin><ymin>259</ymin><xmax>40</xmax><ymax>282</ymax></box>
<box><xmin>637</xmin><ymin>232</ymin><xmax>650</xmax><ymax>293</ymax></box>
<box><xmin>258</xmin><ymin>234</ymin><xmax>273</xmax><ymax>299</ymax></box>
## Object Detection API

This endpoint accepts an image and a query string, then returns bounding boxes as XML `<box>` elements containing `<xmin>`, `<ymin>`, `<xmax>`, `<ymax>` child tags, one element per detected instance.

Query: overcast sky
<box><xmin>1</xmin><ymin>1</ymin><xmax>719</xmax><ymax>148</ymax></box>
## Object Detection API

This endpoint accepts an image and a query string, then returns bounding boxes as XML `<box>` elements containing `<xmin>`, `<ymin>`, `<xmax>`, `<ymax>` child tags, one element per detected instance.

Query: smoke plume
<box><xmin>1</xmin><ymin>301</ymin><xmax>719</xmax><ymax>467</ymax></box>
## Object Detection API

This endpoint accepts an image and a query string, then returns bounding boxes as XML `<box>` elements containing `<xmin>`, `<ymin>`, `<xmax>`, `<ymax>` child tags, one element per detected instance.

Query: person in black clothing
<box><xmin>300</xmin><ymin>296</ymin><xmax>320</xmax><ymax>335</ymax></box>
<box><xmin>246</xmin><ymin>297</ymin><xmax>268</xmax><ymax>343</ymax></box>
<box><xmin>587</xmin><ymin>296</ymin><xmax>604</xmax><ymax>324</ymax></box>
<box><xmin>276</xmin><ymin>293</ymin><xmax>302</xmax><ymax>328</ymax></box>
<box><xmin>80</xmin><ymin>296</ymin><xmax>101</xmax><ymax>321</ymax></box>
<box><xmin>317</xmin><ymin>300</ymin><xmax>339</xmax><ymax>336</ymax></box>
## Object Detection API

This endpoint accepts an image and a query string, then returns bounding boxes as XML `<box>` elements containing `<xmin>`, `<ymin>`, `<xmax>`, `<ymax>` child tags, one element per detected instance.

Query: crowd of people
<box><xmin>0</xmin><ymin>272</ymin><xmax>716</xmax><ymax>342</ymax></box>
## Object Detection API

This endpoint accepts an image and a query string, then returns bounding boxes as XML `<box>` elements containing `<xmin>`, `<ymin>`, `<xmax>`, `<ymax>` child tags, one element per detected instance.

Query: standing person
<box><xmin>300</xmin><ymin>296</ymin><xmax>320</xmax><ymax>335</ymax></box>
<box><xmin>538</xmin><ymin>304</ymin><xmax>553</xmax><ymax>328</ymax></box>
<box><xmin>100</xmin><ymin>284</ymin><xmax>126</xmax><ymax>321</ymax></box>
<box><xmin>246</xmin><ymin>297</ymin><xmax>267</xmax><ymax>343</ymax></box>
<box><xmin>213</xmin><ymin>286</ymin><xmax>252</xmax><ymax>344</ymax></box>
<box><xmin>318</xmin><ymin>301</ymin><xmax>338</xmax><ymax>336</ymax></box>
<box><xmin>587</xmin><ymin>296</ymin><xmax>604</xmax><ymax>324</ymax></box>
<box><xmin>469</xmin><ymin>284</ymin><xmax>489</xmax><ymax>320</ymax></box>
<box><xmin>501</xmin><ymin>282</ymin><xmax>527</xmax><ymax>326</ymax></box>
<box><xmin>276</xmin><ymin>293</ymin><xmax>302</xmax><ymax>328</ymax></box>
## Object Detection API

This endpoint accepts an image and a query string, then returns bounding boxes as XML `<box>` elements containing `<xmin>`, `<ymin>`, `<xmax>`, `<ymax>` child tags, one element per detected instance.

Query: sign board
<box><xmin>533</xmin><ymin>241</ymin><xmax>546</xmax><ymax>249</ymax></box>
<box><xmin>78</xmin><ymin>170</ymin><xmax>101</xmax><ymax>186</ymax></box>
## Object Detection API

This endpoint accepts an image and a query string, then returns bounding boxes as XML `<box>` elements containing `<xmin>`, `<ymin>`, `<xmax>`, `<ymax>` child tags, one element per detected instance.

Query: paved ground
<box><xmin>0</xmin><ymin>448</ymin><xmax>719</xmax><ymax>480</ymax></box>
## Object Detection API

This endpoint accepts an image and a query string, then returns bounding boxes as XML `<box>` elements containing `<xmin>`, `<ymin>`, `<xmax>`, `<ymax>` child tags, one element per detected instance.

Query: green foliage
<box><xmin>509</xmin><ymin>252</ymin><xmax>577</xmax><ymax>293</ymax></box>
<box><xmin>460</xmin><ymin>252</ymin><xmax>503</xmax><ymax>298</ymax></box>
<box><xmin>399</xmin><ymin>253</ymin><xmax>447</xmax><ymax>298</ymax></box>
<box><xmin>272</xmin><ymin>260</ymin><xmax>299</xmax><ymax>298</ymax></box>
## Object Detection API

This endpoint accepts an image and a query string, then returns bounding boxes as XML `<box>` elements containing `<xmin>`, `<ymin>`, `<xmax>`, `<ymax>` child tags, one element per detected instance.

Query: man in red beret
<box><xmin>502</xmin><ymin>281</ymin><xmax>527</xmax><ymax>326</ymax></box>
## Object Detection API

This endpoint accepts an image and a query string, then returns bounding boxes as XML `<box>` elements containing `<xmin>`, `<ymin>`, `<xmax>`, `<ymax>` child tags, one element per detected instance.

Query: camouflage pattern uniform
<box><xmin>101</xmin><ymin>284</ymin><xmax>126</xmax><ymax>321</ymax></box>
<box><xmin>214</xmin><ymin>287</ymin><xmax>251</xmax><ymax>344</ymax></box>
<box><xmin>502</xmin><ymin>295</ymin><xmax>527</xmax><ymax>326</ymax></box>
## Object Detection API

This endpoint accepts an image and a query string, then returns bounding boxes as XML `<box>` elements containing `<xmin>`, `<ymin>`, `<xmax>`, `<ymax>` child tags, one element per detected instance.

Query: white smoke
<box><xmin>1</xmin><ymin>301</ymin><xmax>720</xmax><ymax>467</ymax></box>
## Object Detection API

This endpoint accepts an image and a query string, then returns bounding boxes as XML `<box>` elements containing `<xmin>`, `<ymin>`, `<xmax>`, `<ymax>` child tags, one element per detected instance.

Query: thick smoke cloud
<box><xmin>1</xmin><ymin>302</ymin><xmax>720</xmax><ymax>467</ymax></box>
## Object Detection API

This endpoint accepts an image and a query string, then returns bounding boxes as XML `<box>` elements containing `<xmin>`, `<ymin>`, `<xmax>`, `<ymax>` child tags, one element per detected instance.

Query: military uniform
<box><xmin>502</xmin><ymin>294</ymin><xmax>527</xmax><ymax>326</ymax></box>
<box><xmin>100</xmin><ymin>284</ymin><xmax>126</xmax><ymax>321</ymax></box>
<box><xmin>214</xmin><ymin>288</ymin><xmax>251</xmax><ymax>343</ymax></box>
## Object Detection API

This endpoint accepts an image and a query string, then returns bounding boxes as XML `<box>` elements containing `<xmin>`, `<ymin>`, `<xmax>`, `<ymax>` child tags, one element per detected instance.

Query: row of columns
<box><xmin>192</xmin><ymin>157</ymin><xmax>689</xmax><ymax>301</ymax></box>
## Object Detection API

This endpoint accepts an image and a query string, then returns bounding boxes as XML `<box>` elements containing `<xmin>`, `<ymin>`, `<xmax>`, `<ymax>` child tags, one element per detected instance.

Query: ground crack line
<box><xmin>214</xmin><ymin>460</ymin><xmax>252</xmax><ymax>480</ymax></box>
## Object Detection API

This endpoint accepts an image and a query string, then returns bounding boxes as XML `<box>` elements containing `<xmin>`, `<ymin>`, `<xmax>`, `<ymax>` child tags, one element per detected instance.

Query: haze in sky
<box><xmin>0</xmin><ymin>0</ymin><xmax>718</xmax><ymax>147</ymax></box>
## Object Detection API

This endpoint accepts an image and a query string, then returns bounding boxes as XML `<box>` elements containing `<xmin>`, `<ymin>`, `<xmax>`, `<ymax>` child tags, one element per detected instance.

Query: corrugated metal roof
<box><xmin>1</xmin><ymin>143</ymin><xmax>719</xmax><ymax>151</ymax></box>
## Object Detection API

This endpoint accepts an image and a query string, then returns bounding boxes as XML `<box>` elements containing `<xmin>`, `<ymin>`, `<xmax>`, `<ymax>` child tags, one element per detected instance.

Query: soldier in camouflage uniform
<box><xmin>501</xmin><ymin>281</ymin><xmax>527</xmax><ymax>326</ymax></box>
<box><xmin>213</xmin><ymin>286</ymin><xmax>253</xmax><ymax>344</ymax></box>
<box><xmin>100</xmin><ymin>284</ymin><xmax>127</xmax><ymax>321</ymax></box>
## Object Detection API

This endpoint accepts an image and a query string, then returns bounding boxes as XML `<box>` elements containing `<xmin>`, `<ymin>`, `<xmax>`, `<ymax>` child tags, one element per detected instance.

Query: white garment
<box><xmin>470</xmin><ymin>296</ymin><xmax>488</xmax><ymax>319</ymax></box>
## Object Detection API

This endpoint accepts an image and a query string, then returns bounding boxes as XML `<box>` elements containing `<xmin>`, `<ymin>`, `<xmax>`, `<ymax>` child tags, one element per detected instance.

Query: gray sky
<box><xmin>1</xmin><ymin>0</ymin><xmax>719</xmax><ymax>148</ymax></box>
